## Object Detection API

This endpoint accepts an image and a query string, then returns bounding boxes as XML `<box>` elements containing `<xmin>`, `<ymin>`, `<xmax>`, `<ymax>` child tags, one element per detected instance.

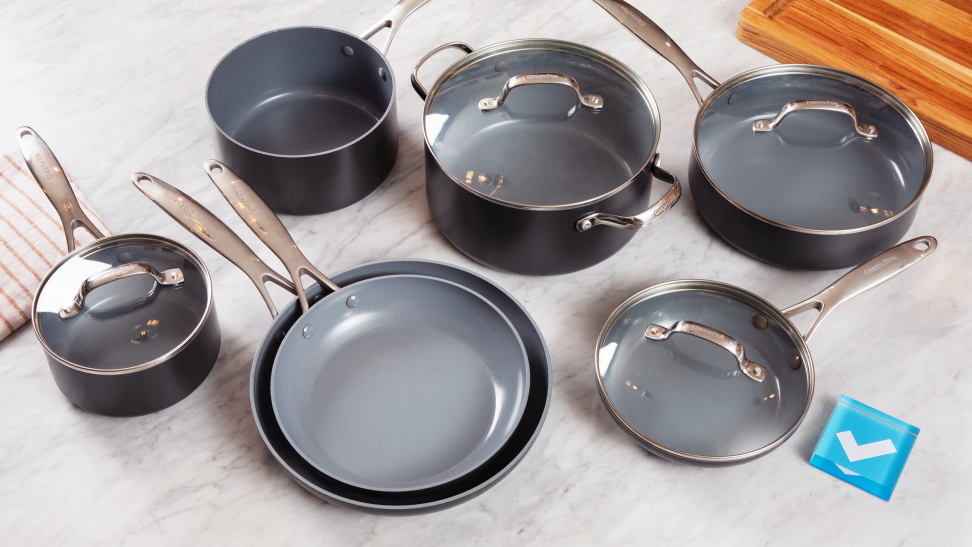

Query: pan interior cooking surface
<box><xmin>207</xmin><ymin>27</ymin><xmax>393</xmax><ymax>156</ymax></box>
<box><xmin>426</xmin><ymin>43</ymin><xmax>657</xmax><ymax>207</ymax></box>
<box><xmin>698</xmin><ymin>72</ymin><xmax>926</xmax><ymax>230</ymax></box>
<box><xmin>35</xmin><ymin>238</ymin><xmax>210</xmax><ymax>370</ymax></box>
<box><xmin>599</xmin><ymin>288</ymin><xmax>809</xmax><ymax>458</ymax></box>
<box><xmin>272</xmin><ymin>275</ymin><xmax>528</xmax><ymax>492</ymax></box>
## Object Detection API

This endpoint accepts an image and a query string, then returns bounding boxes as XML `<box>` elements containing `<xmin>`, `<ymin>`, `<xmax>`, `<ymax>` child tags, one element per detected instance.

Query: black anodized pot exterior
<box><xmin>210</xmin><ymin>102</ymin><xmax>398</xmax><ymax>216</ymax></box>
<box><xmin>43</xmin><ymin>308</ymin><xmax>220</xmax><ymax>417</ymax></box>
<box><xmin>688</xmin><ymin>150</ymin><xmax>921</xmax><ymax>270</ymax></box>
<box><xmin>425</xmin><ymin>145</ymin><xmax>654</xmax><ymax>276</ymax></box>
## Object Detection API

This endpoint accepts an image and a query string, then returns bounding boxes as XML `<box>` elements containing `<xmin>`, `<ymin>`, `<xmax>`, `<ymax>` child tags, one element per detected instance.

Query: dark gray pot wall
<box><xmin>211</xmin><ymin>105</ymin><xmax>398</xmax><ymax>216</ymax></box>
<box><xmin>689</xmin><ymin>150</ymin><xmax>921</xmax><ymax>270</ymax></box>
<box><xmin>425</xmin><ymin>145</ymin><xmax>654</xmax><ymax>276</ymax></box>
<box><xmin>45</xmin><ymin>309</ymin><xmax>221</xmax><ymax>417</ymax></box>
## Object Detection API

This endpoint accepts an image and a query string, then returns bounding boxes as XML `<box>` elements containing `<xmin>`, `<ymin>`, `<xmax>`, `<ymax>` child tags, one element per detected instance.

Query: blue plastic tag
<box><xmin>809</xmin><ymin>395</ymin><xmax>919</xmax><ymax>501</ymax></box>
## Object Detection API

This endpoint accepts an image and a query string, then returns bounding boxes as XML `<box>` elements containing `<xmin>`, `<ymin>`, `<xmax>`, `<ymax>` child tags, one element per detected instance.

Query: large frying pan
<box><xmin>134</xmin><ymin>166</ymin><xmax>531</xmax><ymax>494</ymax></box>
<box><xmin>207</xmin><ymin>0</ymin><xmax>430</xmax><ymax>214</ymax></box>
<box><xmin>593</xmin><ymin>0</ymin><xmax>933</xmax><ymax>270</ymax></box>
<box><xmin>595</xmin><ymin>236</ymin><xmax>936</xmax><ymax>466</ymax></box>
<box><xmin>251</xmin><ymin>259</ymin><xmax>551</xmax><ymax>513</ymax></box>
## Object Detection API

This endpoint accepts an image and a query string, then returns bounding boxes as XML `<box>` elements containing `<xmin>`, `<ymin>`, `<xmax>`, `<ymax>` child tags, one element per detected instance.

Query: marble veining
<box><xmin>1</xmin><ymin>0</ymin><xmax>970</xmax><ymax>544</ymax></box>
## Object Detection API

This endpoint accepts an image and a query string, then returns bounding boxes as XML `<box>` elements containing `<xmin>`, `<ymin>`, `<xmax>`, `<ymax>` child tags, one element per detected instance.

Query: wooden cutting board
<box><xmin>737</xmin><ymin>0</ymin><xmax>972</xmax><ymax>162</ymax></box>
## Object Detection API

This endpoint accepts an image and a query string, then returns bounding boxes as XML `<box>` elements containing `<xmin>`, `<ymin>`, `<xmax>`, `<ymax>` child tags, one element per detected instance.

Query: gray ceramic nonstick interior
<box><xmin>271</xmin><ymin>274</ymin><xmax>529</xmax><ymax>492</ymax></box>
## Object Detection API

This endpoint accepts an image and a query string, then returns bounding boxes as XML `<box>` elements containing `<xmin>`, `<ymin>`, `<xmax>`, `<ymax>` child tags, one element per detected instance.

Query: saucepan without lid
<box><xmin>134</xmin><ymin>164</ymin><xmax>530</xmax><ymax>492</ymax></box>
<box><xmin>206</xmin><ymin>0</ymin><xmax>430</xmax><ymax>214</ymax></box>
<box><xmin>594</xmin><ymin>0</ymin><xmax>932</xmax><ymax>270</ymax></box>
<box><xmin>595</xmin><ymin>236</ymin><xmax>936</xmax><ymax>465</ymax></box>
<box><xmin>19</xmin><ymin>127</ymin><xmax>221</xmax><ymax>417</ymax></box>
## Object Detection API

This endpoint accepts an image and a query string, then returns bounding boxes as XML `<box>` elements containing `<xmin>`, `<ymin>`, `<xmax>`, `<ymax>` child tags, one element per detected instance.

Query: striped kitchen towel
<box><xmin>0</xmin><ymin>152</ymin><xmax>110</xmax><ymax>342</ymax></box>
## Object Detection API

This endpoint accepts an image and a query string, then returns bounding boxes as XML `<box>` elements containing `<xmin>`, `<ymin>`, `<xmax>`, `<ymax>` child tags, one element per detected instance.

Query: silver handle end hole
<box><xmin>209</xmin><ymin>164</ymin><xmax>223</xmax><ymax>175</ymax></box>
<box><xmin>914</xmin><ymin>240</ymin><xmax>929</xmax><ymax>252</ymax></box>
<box><xmin>136</xmin><ymin>175</ymin><xmax>153</xmax><ymax>186</ymax></box>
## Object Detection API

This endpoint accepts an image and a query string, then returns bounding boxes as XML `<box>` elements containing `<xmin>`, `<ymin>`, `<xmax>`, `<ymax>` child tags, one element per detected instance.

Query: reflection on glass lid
<box><xmin>598</xmin><ymin>288</ymin><xmax>809</xmax><ymax>458</ymax></box>
<box><xmin>426</xmin><ymin>44</ymin><xmax>658</xmax><ymax>208</ymax></box>
<box><xmin>698</xmin><ymin>72</ymin><xmax>927</xmax><ymax>230</ymax></box>
<box><xmin>35</xmin><ymin>236</ymin><xmax>210</xmax><ymax>371</ymax></box>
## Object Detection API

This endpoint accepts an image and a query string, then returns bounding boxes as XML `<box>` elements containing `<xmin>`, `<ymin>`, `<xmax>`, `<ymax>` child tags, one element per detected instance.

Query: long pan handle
<box><xmin>783</xmin><ymin>236</ymin><xmax>938</xmax><ymax>342</ymax></box>
<box><xmin>15</xmin><ymin>126</ymin><xmax>106</xmax><ymax>251</ymax></box>
<box><xmin>203</xmin><ymin>160</ymin><xmax>339</xmax><ymax>314</ymax></box>
<box><xmin>360</xmin><ymin>0</ymin><xmax>431</xmax><ymax>56</ymax></box>
<box><xmin>131</xmin><ymin>172</ymin><xmax>295</xmax><ymax>318</ymax></box>
<box><xmin>591</xmin><ymin>0</ymin><xmax>718</xmax><ymax>105</ymax></box>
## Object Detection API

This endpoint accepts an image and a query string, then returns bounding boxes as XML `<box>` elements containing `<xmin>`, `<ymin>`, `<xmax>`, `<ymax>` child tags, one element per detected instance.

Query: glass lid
<box><xmin>697</xmin><ymin>68</ymin><xmax>929</xmax><ymax>231</ymax></box>
<box><xmin>424</xmin><ymin>41</ymin><xmax>659</xmax><ymax>208</ymax></box>
<box><xmin>597</xmin><ymin>283</ymin><xmax>811</xmax><ymax>459</ymax></box>
<box><xmin>34</xmin><ymin>235</ymin><xmax>211</xmax><ymax>372</ymax></box>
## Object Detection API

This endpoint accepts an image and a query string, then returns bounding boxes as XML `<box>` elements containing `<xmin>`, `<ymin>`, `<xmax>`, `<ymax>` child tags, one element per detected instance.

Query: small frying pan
<box><xmin>135</xmin><ymin>166</ymin><xmax>530</xmax><ymax>492</ymax></box>
<box><xmin>595</xmin><ymin>236</ymin><xmax>936</xmax><ymax>466</ymax></box>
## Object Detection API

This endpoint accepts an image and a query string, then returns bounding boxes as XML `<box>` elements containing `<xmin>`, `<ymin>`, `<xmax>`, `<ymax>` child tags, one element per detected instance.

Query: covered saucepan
<box><xmin>411</xmin><ymin>37</ymin><xmax>681</xmax><ymax>275</ymax></box>
<box><xmin>595</xmin><ymin>236</ymin><xmax>936</xmax><ymax>466</ymax></box>
<box><xmin>18</xmin><ymin>127</ymin><xmax>222</xmax><ymax>417</ymax></box>
<box><xmin>594</xmin><ymin>0</ymin><xmax>933</xmax><ymax>270</ymax></box>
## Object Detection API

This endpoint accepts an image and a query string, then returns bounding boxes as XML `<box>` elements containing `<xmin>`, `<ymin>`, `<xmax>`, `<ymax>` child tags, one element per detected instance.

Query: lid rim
<box><xmin>421</xmin><ymin>38</ymin><xmax>662</xmax><ymax>211</ymax></box>
<box><xmin>32</xmin><ymin>233</ymin><xmax>215</xmax><ymax>376</ymax></box>
<box><xmin>593</xmin><ymin>279</ymin><xmax>816</xmax><ymax>463</ymax></box>
<box><xmin>692</xmin><ymin>64</ymin><xmax>934</xmax><ymax>235</ymax></box>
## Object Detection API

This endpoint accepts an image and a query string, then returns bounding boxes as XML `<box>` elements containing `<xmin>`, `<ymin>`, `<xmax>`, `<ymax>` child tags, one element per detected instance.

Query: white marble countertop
<box><xmin>2</xmin><ymin>0</ymin><xmax>970</xmax><ymax>544</ymax></box>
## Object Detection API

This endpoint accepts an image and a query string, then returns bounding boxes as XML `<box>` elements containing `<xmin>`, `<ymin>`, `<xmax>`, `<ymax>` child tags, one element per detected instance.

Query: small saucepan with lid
<box><xmin>595</xmin><ymin>236</ymin><xmax>936</xmax><ymax>465</ymax></box>
<box><xmin>594</xmin><ymin>0</ymin><xmax>933</xmax><ymax>270</ymax></box>
<box><xmin>18</xmin><ymin>127</ymin><xmax>226</xmax><ymax>416</ymax></box>
<box><xmin>411</xmin><ymin>36</ymin><xmax>681</xmax><ymax>275</ymax></box>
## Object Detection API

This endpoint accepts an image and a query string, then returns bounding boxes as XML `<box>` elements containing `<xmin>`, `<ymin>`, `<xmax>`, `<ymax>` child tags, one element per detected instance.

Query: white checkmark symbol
<box><xmin>837</xmin><ymin>431</ymin><xmax>896</xmax><ymax>462</ymax></box>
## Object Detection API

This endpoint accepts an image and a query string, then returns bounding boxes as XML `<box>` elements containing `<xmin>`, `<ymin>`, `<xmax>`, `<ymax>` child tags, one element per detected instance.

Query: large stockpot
<box><xmin>594</xmin><ymin>0</ymin><xmax>933</xmax><ymax>270</ymax></box>
<box><xmin>206</xmin><ymin>0</ymin><xmax>429</xmax><ymax>215</ymax></box>
<box><xmin>595</xmin><ymin>237</ymin><xmax>936</xmax><ymax>466</ymax></box>
<box><xmin>18</xmin><ymin>127</ymin><xmax>221</xmax><ymax>417</ymax></box>
<box><xmin>411</xmin><ymin>39</ymin><xmax>681</xmax><ymax>276</ymax></box>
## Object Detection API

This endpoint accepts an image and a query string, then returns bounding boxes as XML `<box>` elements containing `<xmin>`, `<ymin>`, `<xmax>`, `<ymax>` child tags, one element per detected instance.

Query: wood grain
<box><xmin>738</xmin><ymin>0</ymin><xmax>972</xmax><ymax>161</ymax></box>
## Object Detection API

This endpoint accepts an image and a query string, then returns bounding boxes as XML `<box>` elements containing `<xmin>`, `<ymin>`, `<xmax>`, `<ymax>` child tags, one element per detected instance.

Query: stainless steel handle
<box><xmin>132</xmin><ymin>172</ymin><xmax>295</xmax><ymax>318</ymax></box>
<box><xmin>360</xmin><ymin>0</ymin><xmax>431</xmax><ymax>56</ymax></box>
<box><xmin>576</xmin><ymin>153</ymin><xmax>681</xmax><ymax>231</ymax></box>
<box><xmin>411</xmin><ymin>41</ymin><xmax>475</xmax><ymax>100</ymax></box>
<box><xmin>59</xmin><ymin>262</ymin><xmax>183</xmax><ymax>319</ymax></box>
<box><xmin>479</xmin><ymin>74</ymin><xmax>603</xmax><ymax>111</ymax></box>
<box><xmin>15</xmin><ymin>126</ymin><xmax>106</xmax><ymax>252</ymax></box>
<box><xmin>753</xmin><ymin>100</ymin><xmax>878</xmax><ymax>138</ymax></box>
<box><xmin>204</xmin><ymin>160</ymin><xmax>339</xmax><ymax>315</ymax></box>
<box><xmin>783</xmin><ymin>236</ymin><xmax>937</xmax><ymax>341</ymax></box>
<box><xmin>645</xmin><ymin>321</ymin><xmax>766</xmax><ymax>382</ymax></box>
<box><xmin>592</xmin><ymin>0</ymin><xmax>718</xmax><ymax>105</ymax></box>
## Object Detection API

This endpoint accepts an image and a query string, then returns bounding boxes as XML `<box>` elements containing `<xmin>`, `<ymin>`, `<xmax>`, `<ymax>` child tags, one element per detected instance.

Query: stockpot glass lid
<box><xmin>597</xmin><ymin>282</ymin><xmax>811</xmax><ymax>459</ymax></box>
<box><xmin>424</xmin><ymin>40</ymin><xmax>659</xmax><ymax>208</ymax></box>
<box><xmin>697</xmin><ymin>67</ymin><xmax>929</xmax><ymax>231</ymax></box>
<box><xmin>34</xmin><ymin>235</ymin><xmax>211</xmax><ymax>372</ymax></box>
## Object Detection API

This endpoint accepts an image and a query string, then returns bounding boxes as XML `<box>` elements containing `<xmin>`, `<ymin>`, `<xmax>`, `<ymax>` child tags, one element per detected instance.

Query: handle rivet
<box><xmin>789</xmin><ymin>354</ymin><xmax>802</xmax><ymax>371</ymax></box>
<box><xmin>752</xmin><ymin>314</ymin><xmax>768</xmax><ymax>330</ymax></box>
<box><xmin>302</xmin><ymin>324</ymin><xmax>314</xmax><ymax>339</ymax></box>
<box><xmin>346</xmin><ymin>295</ymin><xmax>359</xmax><ymax>308</ymax></box>
<box><xmin>580</xmin><ymin>219</ymin><xmax>592</xmax><ymax>231</ymax></box>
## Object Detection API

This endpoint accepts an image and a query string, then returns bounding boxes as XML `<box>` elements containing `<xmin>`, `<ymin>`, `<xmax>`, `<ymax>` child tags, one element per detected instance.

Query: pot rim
<box><xmin>32</xmin><ymin>233</ymin><xmax>215</xmax><ymax>376</ymax></box>
<box><xmin>205</xmin><ymin>25</ymin><xmax>397</xmax><ymax>159</ymax></box>
<box><xmin>594</xmin><ymin>279</ymin><xmax>816</xmax><ymax>464</ymax></box>
<box><xmin>420</xmin><ymin>38</ymin><xmax>662</xmax><ymax>212</ymax></box>
<box><xmin>692</xmin><ymin>64</ymin><xmax>934</xmax><ymax>235</ymax></box>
